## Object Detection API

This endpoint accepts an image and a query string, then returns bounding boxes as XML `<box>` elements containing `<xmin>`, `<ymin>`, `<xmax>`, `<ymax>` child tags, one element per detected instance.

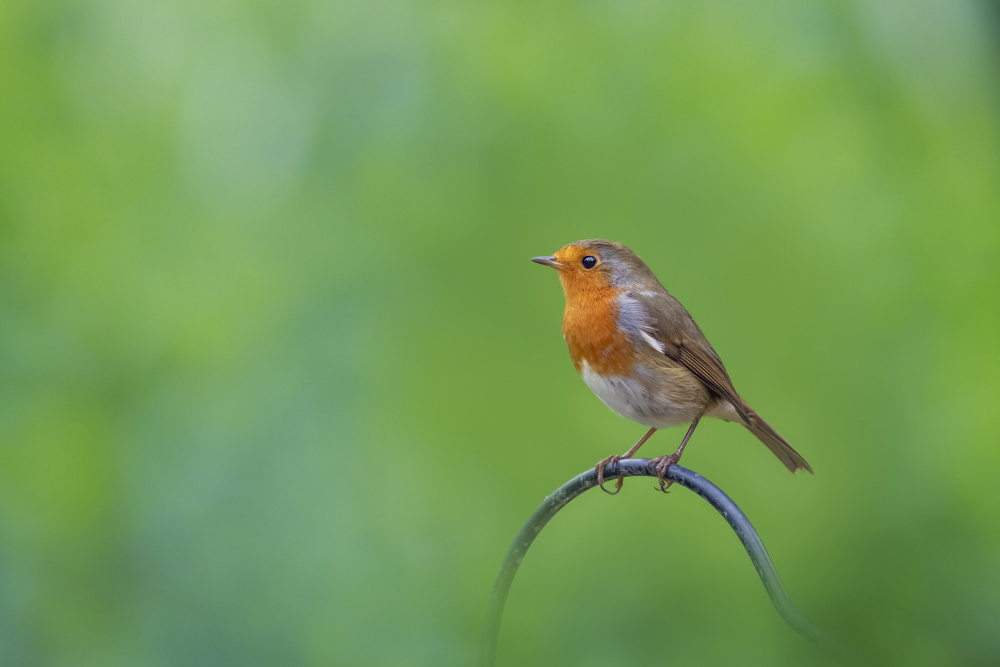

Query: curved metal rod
<box><xmin>479</xmin><ymin>459</ymin><xmax>855</xmax><ymax>666</ymax></box>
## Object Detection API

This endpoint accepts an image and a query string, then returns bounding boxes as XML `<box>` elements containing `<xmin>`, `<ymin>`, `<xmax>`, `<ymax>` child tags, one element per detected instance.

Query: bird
<box><xmin>531</xmin><ymin>239</ymin><xmax>812</xmax><ymax>494</ymax></box>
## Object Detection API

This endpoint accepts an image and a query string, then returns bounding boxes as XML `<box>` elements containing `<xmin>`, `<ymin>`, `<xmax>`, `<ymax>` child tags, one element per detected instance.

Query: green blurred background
<box><xmin>3</xmin><ymin>0</ymin><xmax>1000</xmax><ymax>665</ymax></box>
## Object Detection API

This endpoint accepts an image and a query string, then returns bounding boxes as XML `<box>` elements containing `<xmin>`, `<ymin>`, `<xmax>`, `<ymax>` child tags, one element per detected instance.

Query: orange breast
<box><xmin>561</xmin><ymin>281</ymin><xmax>634</xmax><ymax>377</ymax></box>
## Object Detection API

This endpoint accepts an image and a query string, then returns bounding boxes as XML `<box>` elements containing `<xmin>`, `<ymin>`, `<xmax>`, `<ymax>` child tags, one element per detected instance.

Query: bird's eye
<box><xmin>581</xmin><ymin>256</ymin><xmax>597</xmax><ymax>269</ymax></box>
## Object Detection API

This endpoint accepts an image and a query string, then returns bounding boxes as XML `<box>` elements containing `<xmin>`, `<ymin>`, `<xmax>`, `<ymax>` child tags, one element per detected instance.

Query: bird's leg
<box><xmin>649</xmin><ymin>415</ymin><xmax>702</xmax><ymax>493</ymax></box>
<box><xmin>596</xmin><ymin>427</ymin><xmax>657</xmax><ymax>495</ymax></box>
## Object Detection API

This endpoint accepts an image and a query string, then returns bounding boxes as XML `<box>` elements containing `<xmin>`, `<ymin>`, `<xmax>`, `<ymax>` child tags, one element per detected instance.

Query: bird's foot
<box><xmin>595</xmin><ymin>455</ymin><xmax>624</xmax><ymax>495</ymax></box>
<box><xmin>647</xmin><ymin>454</ymin><xmax>681</xmax><ymax>493</ymax></box>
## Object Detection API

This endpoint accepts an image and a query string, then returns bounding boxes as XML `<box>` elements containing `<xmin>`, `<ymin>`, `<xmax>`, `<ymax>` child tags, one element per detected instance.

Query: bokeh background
<box><xmin>3</xmin><ymin>0</ymin><xmax>1000</xmax><ymax>665</ymax></box>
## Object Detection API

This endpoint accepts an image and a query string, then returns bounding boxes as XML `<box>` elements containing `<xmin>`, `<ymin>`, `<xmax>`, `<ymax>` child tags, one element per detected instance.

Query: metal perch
<box><xmin>479</xmin><ymin>459</ymin><xmax>854</xmax><ymax>666</ymax></box>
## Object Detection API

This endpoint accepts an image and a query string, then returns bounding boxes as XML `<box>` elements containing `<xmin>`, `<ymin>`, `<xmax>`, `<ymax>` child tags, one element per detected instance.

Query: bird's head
<box><xmin>531</xmin><ymin>239</ymin><xmax>656</xmax><ymax>296</ymax></box>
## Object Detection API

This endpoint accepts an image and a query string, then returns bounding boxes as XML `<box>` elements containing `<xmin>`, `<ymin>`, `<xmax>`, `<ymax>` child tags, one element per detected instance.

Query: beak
<box><xmin>530</xmin><ymin>255</ymin><xmax>562</xmax><ymax>269</ymax></box>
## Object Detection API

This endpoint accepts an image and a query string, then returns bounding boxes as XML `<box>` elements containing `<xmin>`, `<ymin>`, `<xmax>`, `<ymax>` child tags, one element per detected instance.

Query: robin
<box><xmin>532</xmin><ymin>239</ymin><xmax>813</xmax><ymax>494</ymax></box>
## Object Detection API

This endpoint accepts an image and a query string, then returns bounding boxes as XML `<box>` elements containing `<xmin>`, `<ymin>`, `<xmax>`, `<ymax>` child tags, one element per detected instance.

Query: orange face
<box><xmin>548</xmin><ymin>243</ymin><xmax>614</xmax><ymax>295</ymax></box>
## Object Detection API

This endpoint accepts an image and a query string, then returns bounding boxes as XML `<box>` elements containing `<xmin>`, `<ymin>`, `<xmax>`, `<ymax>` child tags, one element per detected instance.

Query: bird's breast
<box><xmin>561</xmin><ymin>287</ymin><xmax>635</xmax><ymax>377</ymax></box>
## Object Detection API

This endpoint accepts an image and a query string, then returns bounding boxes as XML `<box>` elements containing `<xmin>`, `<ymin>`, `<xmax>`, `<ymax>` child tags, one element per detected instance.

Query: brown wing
<box><xmin>633</xmin><ymin>290</ymin><xmax>752</xmax><ymax>425</ymax></box>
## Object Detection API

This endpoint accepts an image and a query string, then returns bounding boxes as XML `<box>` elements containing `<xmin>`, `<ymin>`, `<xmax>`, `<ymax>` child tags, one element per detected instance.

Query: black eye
<box><xmin>581</xmin><ymin>255</ymin><xmax>597</xmax><ymax>269</ymax></box>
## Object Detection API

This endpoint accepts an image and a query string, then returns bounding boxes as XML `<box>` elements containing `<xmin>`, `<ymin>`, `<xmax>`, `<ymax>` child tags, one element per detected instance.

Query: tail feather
<box><xmin>742</xmin><ymin>407</ymin><xmax>813</xmax><ymax>474</ymax></box>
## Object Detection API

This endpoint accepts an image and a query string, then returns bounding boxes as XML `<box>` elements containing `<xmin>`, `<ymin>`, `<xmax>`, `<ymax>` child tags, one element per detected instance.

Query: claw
<box><xmin>649</xmin><ymin>455</ymin><xmax>679</xmax><ymax>493</ymax></box>
<box><xmin>596</xmin><ymin>456</ymin><xmax>624</xmax><ymax>495</ymax></box>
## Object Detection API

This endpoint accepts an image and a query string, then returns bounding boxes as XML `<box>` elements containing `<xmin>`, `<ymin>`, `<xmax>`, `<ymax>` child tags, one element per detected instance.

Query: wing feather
<box><xmin>631</xmin><ymin>290</ymin><xmax>752</xmax><ymax>425</ymax></box>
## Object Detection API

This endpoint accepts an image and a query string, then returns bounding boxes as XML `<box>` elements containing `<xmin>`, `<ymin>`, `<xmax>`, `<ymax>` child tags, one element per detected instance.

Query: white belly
<box><xmin>580</xmin><ymin>361</ymin><xmax>699</xmax><ymax>428</ymax></box>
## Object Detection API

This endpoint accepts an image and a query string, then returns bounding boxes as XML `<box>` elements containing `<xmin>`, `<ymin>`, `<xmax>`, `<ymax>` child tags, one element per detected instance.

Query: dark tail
<box><xmin>741</xmin><ymin>405</ymin><xmax>813</xmax><ymax>474</ymax></box>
